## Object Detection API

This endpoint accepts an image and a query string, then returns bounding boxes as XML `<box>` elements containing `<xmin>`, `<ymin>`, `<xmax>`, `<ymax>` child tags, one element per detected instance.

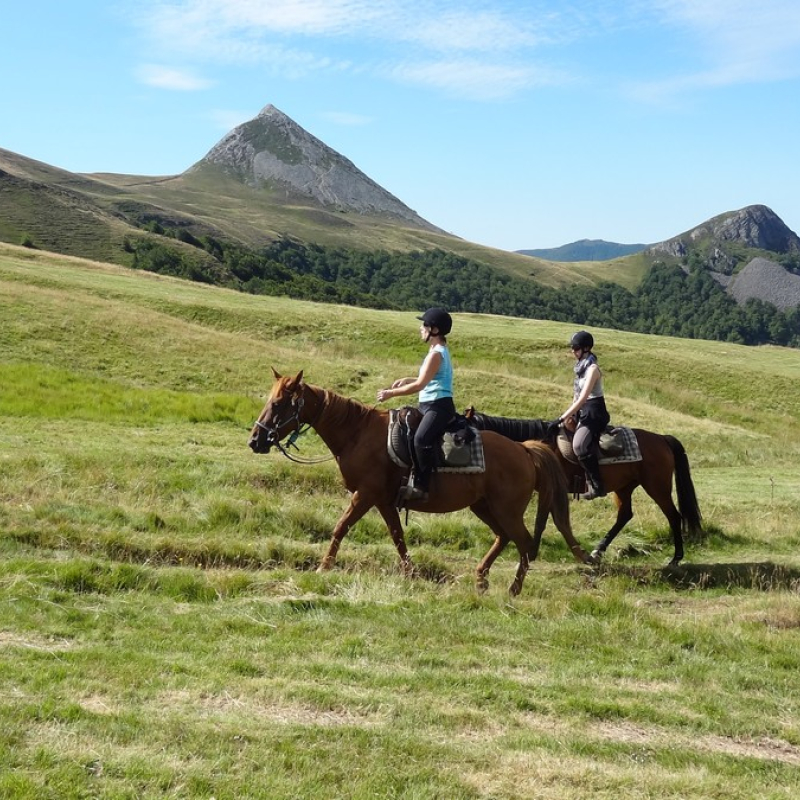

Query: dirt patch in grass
<box><xmin>595</xmin><ymin>720</ymin><xmax>800</xmax><ymax>765</ymax></box>
<box><xmin>0</xmin><ymin>631</ymin><xmax>73</xmax><ymax>652</ymax></box>
<box><xmin>160</xmin><ymin>689</ymin><xmax>383</xmax><ymax>727</ymax></box>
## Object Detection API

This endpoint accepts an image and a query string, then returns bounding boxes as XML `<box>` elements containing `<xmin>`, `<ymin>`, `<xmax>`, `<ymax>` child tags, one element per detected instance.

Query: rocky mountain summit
<box><xmin>643</xmin><ymin>204</ymin><xmax>800</xmax><ymax>309</ymax></box>
<box><xmin>647</xmin><ymin>205</ymin><xmax>800</xmax><ymax>268</ymax></box>
<box><xmin>192</xmin><ymin>104</ymin><xmax>441</xmax><ymax>232</ymax></box>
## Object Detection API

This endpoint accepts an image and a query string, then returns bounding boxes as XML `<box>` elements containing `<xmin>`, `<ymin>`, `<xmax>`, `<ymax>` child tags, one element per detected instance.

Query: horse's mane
<box><xmin>308</xmin><ymin>384</ymin><xmax>378</xmax><ymax>429</ymax></box>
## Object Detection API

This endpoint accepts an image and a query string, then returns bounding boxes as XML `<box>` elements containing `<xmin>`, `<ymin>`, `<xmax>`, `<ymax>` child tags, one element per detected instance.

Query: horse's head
<box><xmin>248</xmin><ymin>369</ymin><xmax>306</xmax><ymax>454</ymax></box>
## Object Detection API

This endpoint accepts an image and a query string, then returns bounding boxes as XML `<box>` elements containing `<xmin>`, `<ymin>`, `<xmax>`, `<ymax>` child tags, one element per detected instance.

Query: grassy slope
<box><xmin>1</xmin><ymin>147</ymin><xmax>648</xmax><ymax>289</ymax></box>
<box><xmin>2</xmin><ymin>242</ymin><xmax>800</xmax><ymax>799</ymax></box>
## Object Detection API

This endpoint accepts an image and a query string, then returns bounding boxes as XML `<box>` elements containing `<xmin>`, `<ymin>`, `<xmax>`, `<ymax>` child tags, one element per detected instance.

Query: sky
<box><xmin>3</xmin><ymin>1</ymin><xmax>800</xmax><ymax>251</ymax></box>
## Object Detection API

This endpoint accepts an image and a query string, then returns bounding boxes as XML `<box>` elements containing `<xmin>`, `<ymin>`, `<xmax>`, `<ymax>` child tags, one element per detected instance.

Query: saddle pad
<box><xmin>387</xmin><ymin>412</ymin><xmax>485</xmax><ymax>473</ymax></box>
<box><xmin>557</xmin><ymin>426</ymin><xmax>642</xmax><ymax>465</ymax></box>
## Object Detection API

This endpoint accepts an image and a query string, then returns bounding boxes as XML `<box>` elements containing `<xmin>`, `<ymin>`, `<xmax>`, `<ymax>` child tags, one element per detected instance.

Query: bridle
<box><xmin>253</xmin><ymin>389</ymin><xmax>334</xmax><ymax>464</ymax></box>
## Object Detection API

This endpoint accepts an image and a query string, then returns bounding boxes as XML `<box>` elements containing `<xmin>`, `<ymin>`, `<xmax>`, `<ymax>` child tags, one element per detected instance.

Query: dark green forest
<box><xmin>128</xmin><ymin>228</ymin><xmax>800</xmax><ymax>348</ymax></box>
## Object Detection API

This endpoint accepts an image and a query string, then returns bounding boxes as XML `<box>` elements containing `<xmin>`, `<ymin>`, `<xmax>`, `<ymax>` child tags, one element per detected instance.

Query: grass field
<box><xmin>1</xmin><ymin>241</ymin><xmax>800</xmax><ymax>798</ymax></box>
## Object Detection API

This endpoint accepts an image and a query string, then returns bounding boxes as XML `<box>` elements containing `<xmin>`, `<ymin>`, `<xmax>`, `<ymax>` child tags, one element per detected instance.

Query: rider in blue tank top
<box><xmin>377</xmin><ymin>307</ymin><xmax>456</xmax><ymax>503</ymax></box>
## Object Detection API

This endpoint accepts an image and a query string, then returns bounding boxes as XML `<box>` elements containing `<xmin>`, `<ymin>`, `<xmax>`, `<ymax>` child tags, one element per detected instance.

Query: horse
<box><xmin>248</xmin><ymin>370</ymin><xmax>592</xmax><ymax>595</ymax></box>
<box><xmin>466</xmin><ymin>410</ymin><xmax>702</xmax><ymax>565</ymax></box>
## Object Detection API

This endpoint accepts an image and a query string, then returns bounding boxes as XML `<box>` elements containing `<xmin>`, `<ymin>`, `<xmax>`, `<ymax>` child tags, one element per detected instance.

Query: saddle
<box><xmin>557</xmin><ymin>426</ymin><xmax>642</xmax><ymax>465</ymax></box>
<box><xmin>387</xmin><ymin>407</ymin><xmax>485</xmax><ymax>473</ymax></box>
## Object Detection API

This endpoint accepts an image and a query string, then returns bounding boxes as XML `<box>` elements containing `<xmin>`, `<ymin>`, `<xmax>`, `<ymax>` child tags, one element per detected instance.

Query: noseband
<box><xmin>253</xmin><ymin>390</ymin><xmax>333</xmax><ymax>464</ymax></box>
<box><xmin>254</xmin><ymin>394</ymin><xmax>305</xmax><ymax>444</ymax></box>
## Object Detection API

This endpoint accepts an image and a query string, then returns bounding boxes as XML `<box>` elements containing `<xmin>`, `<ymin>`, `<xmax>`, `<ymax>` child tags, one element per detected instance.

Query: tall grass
<box><xmin>2</xmin><ymin>242</ymin><xmax>800</xmax><ymax>798</ymax></box>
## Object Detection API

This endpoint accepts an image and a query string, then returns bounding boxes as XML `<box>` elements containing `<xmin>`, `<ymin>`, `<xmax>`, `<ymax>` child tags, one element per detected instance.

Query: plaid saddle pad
<box><xmin>387</xmin><ymin>409</ymin><xmax>486</xmax><ymax>474</ymax></box>
<box><xmin>557</xmin><ymin>426</ymin><xmax>642</xmax><ymax>465</ymax></box>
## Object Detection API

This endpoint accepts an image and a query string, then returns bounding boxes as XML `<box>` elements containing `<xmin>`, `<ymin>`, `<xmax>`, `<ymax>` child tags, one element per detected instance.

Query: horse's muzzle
<box><xmin>248</xmin><ymin>428</ymin><xmax>274</xmax><ymax>454</ymax></box>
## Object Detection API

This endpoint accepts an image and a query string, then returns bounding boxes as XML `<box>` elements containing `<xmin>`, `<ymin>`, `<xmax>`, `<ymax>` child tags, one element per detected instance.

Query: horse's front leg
<box><xmin>376</xmin><ymin>503</ymin><xmax>413</xmax><ymax>576</ymax></box>
<box><xmin>318</xmin><ymin>493</ymin><xmax>372</xmax><ymax>572</ymax></box>
<box><xmin>510</xmin><ymin>549</ymin><xmax>531</xmax><ymax>597</ymax></box>
<box><xmin>591</xmin><ymin>489</ymin><xmax>633</xmax><ymax>561</ymax></box>
<box><xmin>476</xmin><ymin>536</ymin><xmax>508</xmax><ymax>592</ymax></box>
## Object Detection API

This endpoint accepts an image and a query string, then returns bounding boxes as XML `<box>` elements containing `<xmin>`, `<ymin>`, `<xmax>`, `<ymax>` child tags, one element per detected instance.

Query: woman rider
<box><xmin>376</xmin><ymin>307</ymin><xmax>455</xmax><ymax>502</ymax></box>
<box><xmin>558</xmin><ymin>330</ymin><xmax>610</xmax><ymax>500</ymax></box>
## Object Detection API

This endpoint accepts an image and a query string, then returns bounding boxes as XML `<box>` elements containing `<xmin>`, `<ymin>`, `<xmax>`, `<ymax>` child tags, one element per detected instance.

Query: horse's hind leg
<box><xmin>471</xmin><ymin>500</ymin><xmax>535</xmax><ymax>596</ymax></box>
<box><xmin>592</xmin><ymin>486</ymin><xmax>634</xmax><ymax>561</ymax></box>
<box><xmin>643</xmin><ymin>483</ymin><xmax>684</xmax><ymax>565</ymax></box>
<box><xmin>530</xmin><ymin>502</ymin><xmax>549</xmax><ymax>561</ymax></box>
<box><xmin>470</xmin><ymin>500</ymin><xmax>521</xmax><ymax>593</ymax></box>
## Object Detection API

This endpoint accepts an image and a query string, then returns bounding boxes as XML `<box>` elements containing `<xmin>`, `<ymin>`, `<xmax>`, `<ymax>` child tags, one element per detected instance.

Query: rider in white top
<box><xmin>559</xmin><ymin>330</ymin><xmax>611</xmax><ymax>500</ymax></box>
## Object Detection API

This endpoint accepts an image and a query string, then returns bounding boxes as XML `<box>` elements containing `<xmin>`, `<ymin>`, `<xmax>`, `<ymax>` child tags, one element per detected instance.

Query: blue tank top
<box><xmin>419</xmin><ymin>344</ymin><xmax>453</xmax><ymax>402</ymax></box>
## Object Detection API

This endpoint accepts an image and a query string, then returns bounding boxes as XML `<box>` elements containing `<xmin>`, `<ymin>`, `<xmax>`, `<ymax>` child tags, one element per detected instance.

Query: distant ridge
<box><xmin>517</xmin><ymin>239</ymin><xmax>647</xmax><ymax>262</ymax></box>
<box><xmin>190</xmin><ymin>104</ymin><xmax>443</xmax><ymax>232</ymax></box>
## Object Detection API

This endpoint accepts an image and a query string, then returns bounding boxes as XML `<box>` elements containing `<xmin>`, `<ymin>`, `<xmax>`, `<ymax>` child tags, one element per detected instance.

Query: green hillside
<box><xmin>1</xmin><ymin>146</ymin><xmax>638</xmax><ymax>289</ymax></box>
<box><xmin>2</xmin><ymin>242</ymin><xmax>800</xmax><ymax>798</ymax></box>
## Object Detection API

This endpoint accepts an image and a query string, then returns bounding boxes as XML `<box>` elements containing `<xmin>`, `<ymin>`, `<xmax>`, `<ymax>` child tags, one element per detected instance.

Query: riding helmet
<box><xmin>417</xmin><ymin>307</ymin><xmax>452</xmax><ymax>336</ymax></box>
<box><xmin>570</xmin><ymin>330</ymin><xmax>594</xmax><ymax>351</ymax></box>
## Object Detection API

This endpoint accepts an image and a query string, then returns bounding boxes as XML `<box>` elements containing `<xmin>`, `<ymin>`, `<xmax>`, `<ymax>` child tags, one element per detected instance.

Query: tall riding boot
<box><xmin>399</xmin><ymin>446</ymin><xmax>433</xmax><ymax>503</ymax></box>
<box><xmin>578</xmin><ymin>454</ymin><xmax>606</xmax><ymax>500</ymax></box>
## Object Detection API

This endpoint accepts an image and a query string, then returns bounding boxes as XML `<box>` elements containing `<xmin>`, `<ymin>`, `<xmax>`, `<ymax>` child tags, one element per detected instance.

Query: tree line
<box><xmin>127</xmin><ymin>230</ymin><xmax>800</xmax><ymax>348</ymax></box>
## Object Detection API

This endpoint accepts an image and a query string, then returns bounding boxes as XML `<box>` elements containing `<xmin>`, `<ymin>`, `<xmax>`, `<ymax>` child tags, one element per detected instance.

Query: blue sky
<box><xmin>3</xmin><ymin>1</ymin><xmax>800</xmax><ymax>250</ymax></box>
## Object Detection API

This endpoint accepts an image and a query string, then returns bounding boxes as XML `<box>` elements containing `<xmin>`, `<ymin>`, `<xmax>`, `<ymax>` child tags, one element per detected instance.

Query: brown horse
<box><xmin>248</xmin><ymin>370</ymin><xmax>592</xmax><ymax>595</ymax></box>
<box><xmin>467</xmin><ymin>410</ymin><xmax>702</xmax><ymax>565</ymax></box>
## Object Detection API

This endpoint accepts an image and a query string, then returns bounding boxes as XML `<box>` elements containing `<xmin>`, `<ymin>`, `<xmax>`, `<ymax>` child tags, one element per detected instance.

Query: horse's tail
<box><xmin>521</xmin><ymin>440</ymin><xmax>588</xmax><ymax>563</ymax></box>
<box><xmin>665</xmin><ymin>435</ymin><xmax>703</xmax><ymax>535</ymax></box>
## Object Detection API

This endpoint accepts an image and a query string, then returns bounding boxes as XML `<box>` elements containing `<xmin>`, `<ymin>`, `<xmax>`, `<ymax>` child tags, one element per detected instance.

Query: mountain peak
<box><xmin>190</xmin><ymin>105</ymin><xmax>441</xmax><ymax>231</ymax></box>
<box><xmin>648</xmin><ymin>204</ymin><xmax>800</xmax><ymax>262</ymax></box>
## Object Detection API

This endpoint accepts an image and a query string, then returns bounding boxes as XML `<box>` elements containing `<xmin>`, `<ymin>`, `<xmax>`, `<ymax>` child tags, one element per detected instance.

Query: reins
<box><xmin>256</xmin><ymin>388</ymin><xmax>335</xmax><ymax>465</ymax></box>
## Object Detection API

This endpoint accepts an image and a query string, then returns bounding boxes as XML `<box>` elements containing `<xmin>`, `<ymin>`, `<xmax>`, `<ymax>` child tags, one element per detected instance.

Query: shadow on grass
<box><xmin>593</xmin><ymin>561</ymin><xmax>800</xmax><ymax>591</ymax></box>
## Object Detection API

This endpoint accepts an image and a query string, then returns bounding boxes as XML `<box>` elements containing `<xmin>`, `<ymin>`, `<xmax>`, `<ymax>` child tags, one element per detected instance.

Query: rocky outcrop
<box><xmin>727</xmin><ymin>257</ymin><xmax>800</xmax><ymax>311</ymax></box>
<box><xmin>647</xmin><ymin>205</ymin><xmax>800</xmax><ymax>266</ymax></box>
<box><xmin>191</xmin><ymin>104</ymin><xmax>442</xmax><ymax>231</ymax></box>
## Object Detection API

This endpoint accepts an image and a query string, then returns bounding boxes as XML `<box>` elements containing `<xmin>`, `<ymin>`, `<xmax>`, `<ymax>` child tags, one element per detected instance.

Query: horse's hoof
<box><xmin>590</xmin><ymin>549</ymin><xmax>603</xmax><ymax>564</ymax></box>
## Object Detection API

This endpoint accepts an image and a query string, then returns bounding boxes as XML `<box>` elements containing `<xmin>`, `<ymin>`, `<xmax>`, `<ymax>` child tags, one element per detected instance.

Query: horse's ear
<box><xmin>293</xmin><ymin>370</ymin><xmax>304</xmax><ymax>387</ymax></box>
<box><xmin>271</xmin><ymin>367</ymin><xmax>282</xmax><ymax>381</ymax></box>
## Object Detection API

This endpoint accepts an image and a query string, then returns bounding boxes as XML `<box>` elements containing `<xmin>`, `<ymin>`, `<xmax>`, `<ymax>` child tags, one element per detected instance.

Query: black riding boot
<box><xmin>399</xmin><ymin>446</ymin><xmax>433</xmax><ymax>503</ymax></box>
<box><xmin>578</xmin><ymin>454</ymin><xmax>607</xmax><ymax>500</ymax></box>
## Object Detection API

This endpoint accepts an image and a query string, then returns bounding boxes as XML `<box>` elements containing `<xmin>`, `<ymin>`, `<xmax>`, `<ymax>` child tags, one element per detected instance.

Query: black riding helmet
<box><xmin>417</xmin><ymin>307</ymin><xmax>452</xmax><ymax>336</ymax></box>
<box><xmin>570</xmin><ymin>330</ymin><xmax>594</xmax><ymax>351</ymax></box>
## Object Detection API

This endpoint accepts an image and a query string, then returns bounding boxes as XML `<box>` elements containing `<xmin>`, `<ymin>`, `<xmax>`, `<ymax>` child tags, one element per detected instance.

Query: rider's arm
<box><xmin>377</xmin><ymin>350</ymin><xmax>442</xmax><ymax>402</ymax></box>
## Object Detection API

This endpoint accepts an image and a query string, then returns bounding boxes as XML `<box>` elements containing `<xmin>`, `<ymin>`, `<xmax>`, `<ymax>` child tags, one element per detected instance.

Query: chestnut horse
<box><xmin>248</xmin><ymin>370</ymin><xmax>591</xmax><ymax>595</ymax></box>
<box><xmin>467</xmin><ymin>410</ymin><xmax>702</xmax><ymax>565</ymax></box>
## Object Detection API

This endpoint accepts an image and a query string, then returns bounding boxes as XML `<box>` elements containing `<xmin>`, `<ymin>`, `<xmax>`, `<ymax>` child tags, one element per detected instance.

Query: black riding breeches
<box><xmin>413</xmin><ymin>397</ymin><xmax>456</xmax><ymax>489</ymax></box>
<box><xmin>573</xmin><ymin>397</ymin><xmax>610</xmax><ymax>460</ymax></box>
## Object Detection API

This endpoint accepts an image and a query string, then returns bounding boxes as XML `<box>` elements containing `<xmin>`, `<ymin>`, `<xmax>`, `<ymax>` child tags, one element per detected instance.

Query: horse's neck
<box><xmin>305</xmin><ymin>386</ymin><xmax>373</xmax><ymax>454</ymax></box>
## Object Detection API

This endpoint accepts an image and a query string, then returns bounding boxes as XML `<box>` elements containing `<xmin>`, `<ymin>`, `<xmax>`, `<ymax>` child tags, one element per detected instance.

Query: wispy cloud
<box><xmin>136</xmin><ymin>64</ymin><xmax>214</xmax><ymax>90</ymax></box>
<box><xmin>135</xmin><ymin>1</ymin><xmax>800</xmax><ymax>102</ymax></box>
<box><xmin>390</xmin><ymin>59</ymin><xmax>568</xmax><ymax>100</ymax></box>
<box><xmin>629</xmin><ymin>0</ymin><xmax>800</xmax><ymax>101</ymax></box>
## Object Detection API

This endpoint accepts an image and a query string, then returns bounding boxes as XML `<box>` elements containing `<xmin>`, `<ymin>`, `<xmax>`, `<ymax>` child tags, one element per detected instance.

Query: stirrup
<box><xmin>579</xmin><ymin>486</ymin><xmax>607</xmax><ymax>500</ymax></box>
<box><xmin>396</xmin><ymin>480</ymin><xmax>429</xmax><ymax>508</ymax></box>
<box><xmin>397</xmin><ymin>484</ymin><xmax>429</xmax><ymax>503</ymax></box>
